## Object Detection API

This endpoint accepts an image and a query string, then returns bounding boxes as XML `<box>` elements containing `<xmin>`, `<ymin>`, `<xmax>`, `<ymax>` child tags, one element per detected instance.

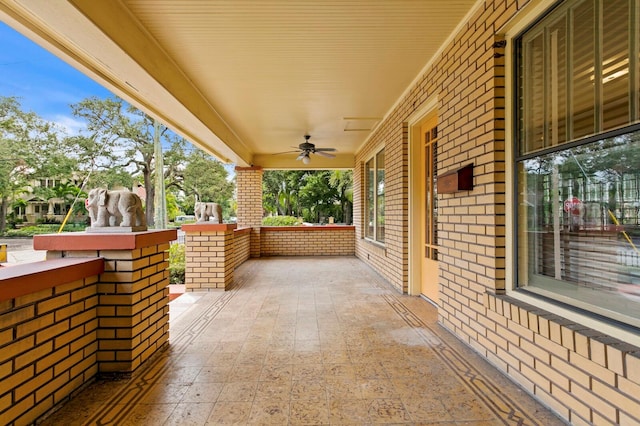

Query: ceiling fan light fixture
<box><xmin>274</xmin><ymin>134</ymin><xmax>335</xmax><ymax>163</ymax></box>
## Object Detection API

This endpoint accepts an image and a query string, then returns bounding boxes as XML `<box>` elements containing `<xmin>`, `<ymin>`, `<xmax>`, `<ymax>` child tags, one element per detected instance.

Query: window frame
<box><xmin>511</xmin><ymin>0</ymin><xmax>640</xmax><ymax>332</ymax></box>
<box><xmin>364</xmin><ymin>147</ymin><xmax>385</xmax><ymax>244</ymax></box>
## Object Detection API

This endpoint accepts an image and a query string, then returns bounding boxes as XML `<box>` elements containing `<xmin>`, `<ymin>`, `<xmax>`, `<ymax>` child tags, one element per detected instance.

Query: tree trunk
<box><xmin>144</xmin><ymin>170</ymin><xmax>155</xmax><ymax>227</ymax></box>
<box><xmin>0</xmin><ymin>196</ymin><xmax>7</xmax><ymax>233</ymax></box>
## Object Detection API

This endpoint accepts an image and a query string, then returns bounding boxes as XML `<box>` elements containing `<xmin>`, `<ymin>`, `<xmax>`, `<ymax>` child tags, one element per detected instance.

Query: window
<box><xmin>425</xmin><ymin>125</ymin><xmax>438</xmax><ymax>260</ymax></box>
<box><xmin>365</xmin><ymin>149</ymin><xmax>385</xmax><ymax>243</ymax></box>
<box><xmin>516</xmin><ymin>0</ymin><xmax>640</xmax><ymax>327</ymax></box>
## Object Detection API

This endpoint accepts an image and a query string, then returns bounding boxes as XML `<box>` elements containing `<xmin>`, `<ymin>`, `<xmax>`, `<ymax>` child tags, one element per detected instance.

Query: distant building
<box><xmin>13</xmin><ymin>176</ymin><xmax>86</xmax><ymax>225</ymax></box>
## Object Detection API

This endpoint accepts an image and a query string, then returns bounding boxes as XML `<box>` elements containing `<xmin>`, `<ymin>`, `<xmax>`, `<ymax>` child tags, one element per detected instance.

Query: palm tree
<box><xmin>52</xmin><ymin>181</ymin><xmax>84</xmax><ymax>215</ymax></box>
<box><xmin>11</xmin><ymin>198</ymin><xmax>27</xmax><ymax>218</ymax></box>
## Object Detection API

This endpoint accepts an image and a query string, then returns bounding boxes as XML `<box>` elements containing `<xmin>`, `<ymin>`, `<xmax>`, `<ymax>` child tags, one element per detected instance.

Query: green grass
<box><xmin>3</xmin><ymin>223</ymin><xmax>86</xmax><ymax>237</ymax></box>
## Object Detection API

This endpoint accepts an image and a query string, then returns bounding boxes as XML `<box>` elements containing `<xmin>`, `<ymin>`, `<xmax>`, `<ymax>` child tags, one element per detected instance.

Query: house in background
<box><xmin>11</xmin><ymin>177</ymin><xmax>142</xmax><ymax>226</ymax></box>
<box><xmin>9</xmin><ymin>177</ymin><xmax>85</xmax><ymax>225</ymax></box>
<box><xmin>1</xmin><ymin>0</ymin><xmax>640</xmax><ymax>424</ymax></box>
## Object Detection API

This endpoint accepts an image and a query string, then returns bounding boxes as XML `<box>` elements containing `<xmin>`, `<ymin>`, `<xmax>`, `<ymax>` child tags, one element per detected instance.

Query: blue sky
<box><xmin>0</xmin><ymin>22</ymin><xmax>113</xmax><ymax>133</ymax></box>
<box><xmin>0</xmin><ymin>21</ymin><xmax>232</xmax><ymax>172</ymax></box>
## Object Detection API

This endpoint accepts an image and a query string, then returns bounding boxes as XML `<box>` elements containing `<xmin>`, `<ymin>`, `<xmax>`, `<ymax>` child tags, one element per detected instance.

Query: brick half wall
<box><xmin>0</xmin><ymin>258</ymin><xmax>104</xmax><ymax>426</ymax></box>
<box><xmin>233</xmin><ymin>227</ymin><xmax>251</xmax><ymax>268</ymax></box>
<box><xmin>261</xmin><ymin>226</ymin><xmax>355</xmax><ymax>256</ymax></box>
<box><xmin>35</xmin><ymin>230</ymin><xmax>176</xmax><ymax>374</ymax></box>
<box><xmin>182</xmin><ymin>224</ymin><xmax>354</xmax><ymax>290</ymax></box>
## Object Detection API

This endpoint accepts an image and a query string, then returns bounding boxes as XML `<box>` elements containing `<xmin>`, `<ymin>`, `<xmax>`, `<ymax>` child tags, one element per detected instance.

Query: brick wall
<box><xmin>0</xmin><ymin>259</ymin><xmax>103</xmax><ymax>426</ymax></box>
<box><xmin>355</xmin><ymin>3</ymin><xmax>508</xmax><ymax>294</ymax></box>
<box><xmin>38</xmin><ymin>231</ymin><xmax>175</xmax><ymax>373</ymax></box>
<box><xmin>354</xmin><ymin>123</ymin><xmax>410</xmax><ymax>293</ymax></box>
<box><xmin>94</xmin><ymin>243</ymin><xmax>170</xmax><ymax>372</ymax></box>
<box><xmin>235</xmin><ymin>167</ymin><xmax>264</xmax><ymax>229</ymax></box>
<box><xmin>260</xmin><ymin>226</ymin><xmax>355</xmax><ymax>256</ymax></box>
<box><xmin>233</xmin><ymin>227</ymin><xmax>251</xmax><ymax>269</ymax></box>
<box><xmin>353</xmin><ymin>0</ymin><xmax>640</xmax><ymax>423</ymax></box>
<box><xmin>485</xmin><ymin>294</ymin><xmax>640</xmax><ymax>424</ymax></box>
<box><xmin>0</xmin><ymin>230</ymin><xmax>177</xmax><ymax>425</ymax></box>
<box><xmin>183</xmin><ymin>224</ymin><xmax>236</xmax><ymax>290</ymax></box>
<box><xmin>236</xmin><ymin>167</ymin><xmax>263</xmax><ymax>257</ymax></box>
<box><xmin>183</xmin><ymin>224</ymin><xmax>353</xmax><ymax>289</ymax></box>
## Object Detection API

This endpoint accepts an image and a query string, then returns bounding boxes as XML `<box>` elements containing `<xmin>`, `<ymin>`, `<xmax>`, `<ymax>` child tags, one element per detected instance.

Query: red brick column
<box><xmin>33</xmin><ymin>230</ymin><xmax>176</xmax><ymax>373</ymax></box>
<box><xmin>235</xmin><ymin>166</ymin><xmax>263</xmax><ymax>257</ymax></box>
<box><xmin>182</xmin><ymin>223</ymin><xmax>237</xmax><ymax>291</ymax></box>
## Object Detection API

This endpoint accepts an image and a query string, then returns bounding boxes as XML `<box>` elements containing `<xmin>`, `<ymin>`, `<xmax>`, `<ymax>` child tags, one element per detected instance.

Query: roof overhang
<box><xmin>0</xmin><ymin>0</ymin><xmax>479</xmax><ymax>169</ymax></box>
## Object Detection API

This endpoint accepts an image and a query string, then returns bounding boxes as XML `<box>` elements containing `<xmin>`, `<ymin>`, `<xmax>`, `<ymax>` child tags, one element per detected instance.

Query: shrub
<box><xmin>261</xmin><ymin>216</ymin><xmax>301</xmax><ymax>226</ymax></box>
<box><xmin>6</xmin><ymin>214</ymin><xmax>24</xmax><ymax>229</ymax></box>
<box><xmin>168</xmin><ymin>243</ymin><xmax>185</xmax><ymax>284</ymax></box>
<box><xmin>3</xmin><ymin>224</ymin><xmax>83</xmax><ymax>237</ymax></box>
<box><xmin>36</xmin><ymin>217</ymin><xmax>62</xmax><ymax>225</ymax></box>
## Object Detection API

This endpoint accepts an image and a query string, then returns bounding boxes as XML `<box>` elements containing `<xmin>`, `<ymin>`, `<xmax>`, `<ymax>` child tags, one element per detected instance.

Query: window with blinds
<box><xmin>515</xmin><ymin>0</ymin><xmax>640</xmax><ymax>327</ymax></box>
<box><xmin>519</xmin><ymin>0</ymin><xmax>639</xmax><ymax>156</ymax></box>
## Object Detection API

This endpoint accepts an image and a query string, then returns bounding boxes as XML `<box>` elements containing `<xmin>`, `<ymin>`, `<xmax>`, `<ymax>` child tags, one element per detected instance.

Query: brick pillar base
<box><xmin>250</xmin><ymin>227</ymin><xmax>261</xmax><ymax>258</ymax></box>
<box><xmin>182</xmin><ymin>223</ymin><xmax>237</xmax><ymax>291</ymax></box>
<box><xmin>34</xmin><ymin>230</ymin><xmax>176</xmax><ymax>373</ymax></box>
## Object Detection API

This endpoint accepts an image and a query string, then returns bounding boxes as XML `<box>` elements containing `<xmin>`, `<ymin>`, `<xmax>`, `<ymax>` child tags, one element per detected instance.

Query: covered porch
<box><xmin>40</xmin><ymin>257</ymin><xmax>562</xmax><ymax>425</ymax></box>
<box><xmin>2</xmin><ymin>0</ymin><xmax>640</xmax><ymax>424</ymax></box>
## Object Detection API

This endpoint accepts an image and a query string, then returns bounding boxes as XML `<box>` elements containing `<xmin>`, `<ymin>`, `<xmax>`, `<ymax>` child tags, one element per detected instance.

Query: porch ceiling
<box><xmin>0</xmin><ymin>0</ymin><xmax>478</xmax><ymax>168</ymax></box>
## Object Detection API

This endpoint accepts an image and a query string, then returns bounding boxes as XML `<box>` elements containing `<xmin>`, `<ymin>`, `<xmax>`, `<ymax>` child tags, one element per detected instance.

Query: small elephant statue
<box><xmin>86</xmin><ymin>188</ymin><xmax>147</xmax><ymax>229</ymax></box>
<box><xmin>194</xmin><ymin>201</ymin><xmax>223</xmax><ymax>224</ymax></box>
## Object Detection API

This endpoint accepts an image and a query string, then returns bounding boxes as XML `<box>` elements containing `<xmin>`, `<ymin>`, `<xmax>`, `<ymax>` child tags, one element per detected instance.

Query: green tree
<box><xmin>181</xmin><ymin>150</ymin><xmax>235</xmax><ymax>217</ymax></box>
<box><xmin>53</xmin><ymin>181</ymin><xmax>85</xmax><ymax>216</ymax></box>
<box><xmin>8</xmin><ymin>197</ymin><xmax>27</xmax><ymax>228</ymax></box>
<box><xmin>86</xmin><ymin>169</ymin><xmax>135</xmax><ymax>190</ymax></box>
<box><xmin>262</xmin><ymin>170</ymin><xmax>285</xmax><ymax>215</ymax></box>
<box><xmin>329</xmin><ymin>170</ymin><xmax>353</xmax><ymax>224</ymax></box>
<box><xmin>166</xmin><ymin>192</ymin><xmax>181</xmax><ymax>221</ymax></box>
<box><xmin>32</xmin><ymin>180</ymin><xmax>81</xmax><ymax>218</ymax></box>
<box><xmin>298</xmin><ymin>171</ymin><xmax>339</xmax><ymax>223</ymax></box>
<box><xmin>262</xmin><ymin>170</ymin><xmax>353</xmax><ymax>223</ymax></box>
<box><xmin>0</xmin><ymin>96</ymin><xmax>71</xmax><ymax>232</ymax></box>
<box><xmin>70</xmin><ymin>96</ymin><xmax>186</xmax><ymax>226</ymax></box>
<box><xmin>262</xmin><ymin>170</ymin><xmax>306</xmax><ymax>216</ymax></box>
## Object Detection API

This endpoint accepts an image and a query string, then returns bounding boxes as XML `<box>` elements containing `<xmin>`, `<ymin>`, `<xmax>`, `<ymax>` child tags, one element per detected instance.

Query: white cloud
<box><xmin>52</xmin><ymin>114</ymin><xmax>86</xmax><ymax>136</ymax></box>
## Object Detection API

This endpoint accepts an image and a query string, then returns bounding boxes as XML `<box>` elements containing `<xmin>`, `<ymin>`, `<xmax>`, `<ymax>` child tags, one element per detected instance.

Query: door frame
<box><xmin>407</xmin><ymin>97</ymin><xmax>437</xmax><ymax>296</ymax></box>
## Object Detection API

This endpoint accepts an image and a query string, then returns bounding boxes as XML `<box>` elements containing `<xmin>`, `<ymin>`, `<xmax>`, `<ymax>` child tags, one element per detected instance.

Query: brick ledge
<box><xmin>0</xmin><ymin>258</ymin><xmax>104</xmax><ymax>301</ymax></box>
<box><xmin>33</xmin><ymin>229</ymin><xmax>177</xmax><ymax>251</ymax></box>
<box><xmin>262</xmin><ymin>225</ymin><xmax>356</xmax><ymax>232</ymax></box>
<box><xmin>181</xmin><ymin>223</ymin><xmax>238</xmax><ymax>232</ymax></box>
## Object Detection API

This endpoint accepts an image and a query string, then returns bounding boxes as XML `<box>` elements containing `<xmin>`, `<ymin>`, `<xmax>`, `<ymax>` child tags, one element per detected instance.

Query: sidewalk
<box><xmin>0</xmin><ymin>238</ymin><xmax>44</xmax><ymax>266</ymax></box>
<box><xmin>3</xmin><ymin>249</ymin><xmax>46</xmax><ymax>265</ymax></box>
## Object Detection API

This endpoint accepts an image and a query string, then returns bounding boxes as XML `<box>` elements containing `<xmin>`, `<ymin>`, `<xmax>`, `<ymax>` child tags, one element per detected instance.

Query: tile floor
<box><xmin>41</xmin><ymin>257</ymin><xmax>565</xmax><ymax>425</ymax></box>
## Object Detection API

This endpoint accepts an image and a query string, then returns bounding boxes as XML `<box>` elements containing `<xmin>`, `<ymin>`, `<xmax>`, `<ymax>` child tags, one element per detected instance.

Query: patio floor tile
<box><xmin>40</xmin><ymin>257</ymin><xmax>565</xmax><ymax>425</ymax></box>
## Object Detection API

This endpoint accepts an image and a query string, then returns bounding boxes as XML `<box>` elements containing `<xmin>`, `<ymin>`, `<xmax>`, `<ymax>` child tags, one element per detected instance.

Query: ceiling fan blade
<box><xmin>272</xmin><ymin>150</ymin><xmax>300</xmax><ymax>155</ymax></box>
<box><xmin>315</xmin><ymin>147</ymin><xmax>337</xmax><ymax>152</ymax></box>
<box><xmin>315</xmin><ymin>151</ymin><xmax>336</xmax><ymax>158</ymax></box>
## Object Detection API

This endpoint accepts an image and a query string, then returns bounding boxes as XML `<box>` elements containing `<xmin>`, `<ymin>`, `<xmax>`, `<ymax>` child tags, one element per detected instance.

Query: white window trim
<box><xmin>504</xmin><ymin>0</ymin><xmax>558</xmax><ymax>300</ymax></box>
<box><xmin>364</xmin><ymin>147</ymin><xmax>385</xmax><ymax>244</ymax></box>
<box><xmin>503</xmin><ymin>0</ymin><xmax>640</xmax><ymax>346</ymax></box>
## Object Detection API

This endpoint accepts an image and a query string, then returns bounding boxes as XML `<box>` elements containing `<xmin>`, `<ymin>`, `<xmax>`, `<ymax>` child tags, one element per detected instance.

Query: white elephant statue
<box><xmin>86</xmin><ymin>188</ymin><xmax>147</xmax><ymax>229</ymax></box>
<box><xmin>194</xmin><ymin>201</ymin><xmax>223</xmax><ymax>224</ymax></box>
